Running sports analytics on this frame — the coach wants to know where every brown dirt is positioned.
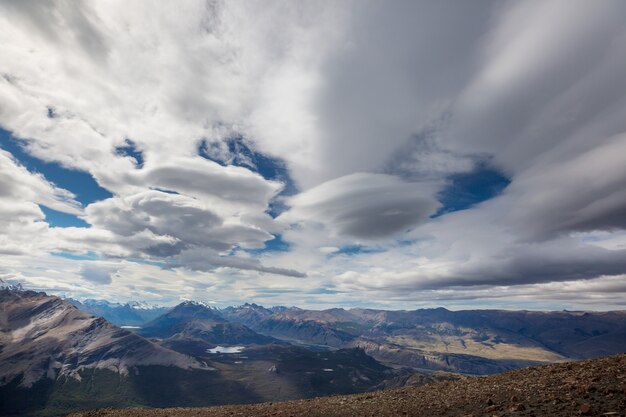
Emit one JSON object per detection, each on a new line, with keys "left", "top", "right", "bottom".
{"left": 66, "top": 354, "right": 626, "bottom": 417}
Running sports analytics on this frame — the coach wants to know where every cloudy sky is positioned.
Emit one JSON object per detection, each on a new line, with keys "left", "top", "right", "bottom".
{"left": 1, "top": 0, "right": 626, "bottom": 310}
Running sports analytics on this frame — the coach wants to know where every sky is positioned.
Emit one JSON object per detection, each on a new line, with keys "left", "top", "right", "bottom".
{"left": 1, "top": 0, "right": 626, "bottom": 310}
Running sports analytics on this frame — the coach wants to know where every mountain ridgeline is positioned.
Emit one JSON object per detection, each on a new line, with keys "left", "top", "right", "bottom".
{"left": 60, "top": 298, "right": 626, "bottom": 374}
{"left": 137, "top": 301, "right": 280, "bottom": 355}
{"left": 66, "top": 298, "right": 626, "bottom": 374}
{"left": 220, "top": 303, "right": 626, "bottom": 374}
{"left": 65, "top": 298, "right": 170, "bottom": 327}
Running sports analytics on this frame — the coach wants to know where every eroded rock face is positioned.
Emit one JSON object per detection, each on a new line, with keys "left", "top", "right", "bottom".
{"left": 0, "top": 289, "right": 207, "bottom": 388}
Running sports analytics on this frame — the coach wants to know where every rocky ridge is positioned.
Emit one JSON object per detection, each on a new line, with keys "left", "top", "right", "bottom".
{"left": 0, "top": 289, "right": 207, "bottom": 388}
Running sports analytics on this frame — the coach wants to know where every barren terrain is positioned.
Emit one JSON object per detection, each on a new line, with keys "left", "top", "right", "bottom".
{"left": 68, "top": 354, "right": 626, "bottom": 417}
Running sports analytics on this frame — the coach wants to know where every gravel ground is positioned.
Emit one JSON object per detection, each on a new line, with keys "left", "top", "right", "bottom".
{"left": 67, "top": 354, "right": 626, "bottom": 417}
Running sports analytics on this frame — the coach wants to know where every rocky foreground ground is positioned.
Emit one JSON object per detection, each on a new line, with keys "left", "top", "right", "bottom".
{"left": 68, "top": 354, "right": 626, "bottom": 417}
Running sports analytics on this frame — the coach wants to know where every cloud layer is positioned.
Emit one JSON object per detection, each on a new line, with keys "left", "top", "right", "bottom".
{"left": 1, "top": 0, "right": 626, "bottom": 309}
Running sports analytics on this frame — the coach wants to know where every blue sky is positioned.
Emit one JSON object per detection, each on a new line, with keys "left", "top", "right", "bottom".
{"left": 0, "top": 129, "right": 112, "bottom": 205}
{"left": 1, "top": 1, "right": 626, "bottom": 310}
{"left": 1, "top": 128, "right": 109, "bottom": 227}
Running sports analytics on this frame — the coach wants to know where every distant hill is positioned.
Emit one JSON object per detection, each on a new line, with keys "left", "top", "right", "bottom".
{"left": 222, "top": 304, "right": 356, "bottom": 347}
{"left": 222, "top": 304, "right": 626, "bottom": 374}
{"left": 66, "top": 354, "right": 626, "bottom": 417}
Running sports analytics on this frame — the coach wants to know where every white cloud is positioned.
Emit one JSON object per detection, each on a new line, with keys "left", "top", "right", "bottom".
{"left": 80, "top": 264, "right": 117, "bottom": 285}
{"left": 0, "top": 149, "right": 81, "bottom": 214}
{"left": 280, "top": 173, "right": 440, "bottom": 240}
{"left": 85, "top": 190, "right": 265, "bottom": 252}
{"left": 165, "top": 248, "right": 306, "bottom": 278}
{"left": 0, "top": 149, "right": 81, "bottom": 255}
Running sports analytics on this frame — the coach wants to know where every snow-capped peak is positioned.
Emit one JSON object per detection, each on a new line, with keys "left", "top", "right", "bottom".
{"left": 179, "top": 299, "right": 217, "bottom": 309}
{"left": 126, "top": 300, "right": 163, "bottom": 310}
{"left": 82, "top": 299, "right": 121, "bottom": 308}
{"left": 0, "top": 279, "right": 24, "bottom": 292}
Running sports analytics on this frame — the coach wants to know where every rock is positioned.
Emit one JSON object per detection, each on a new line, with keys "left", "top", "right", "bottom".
{"left": 580, "top": 403, "right": 592, "bottom": 415}
{"left": 509, "top": 403, "right": 526, "bottom": 412}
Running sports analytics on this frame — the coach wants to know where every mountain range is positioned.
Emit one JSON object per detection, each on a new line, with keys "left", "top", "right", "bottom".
{"left": 220, "top": 303, "right": 626, "bottom": 374}
{"left": 61, "top": 298, "right": 626, "bottom": 375}
{"left": 137, "top": 301, "right": 280, "bottom": 355}
{"left": 3, "top": 286, "right": 626, "bottom": 416}
{"left": 65, "top": 298, "right": 626, "bottom": 375}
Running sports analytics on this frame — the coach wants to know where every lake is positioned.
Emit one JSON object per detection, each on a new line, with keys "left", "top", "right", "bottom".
{"left": 206, "top": 345, "right": 245, "bottom": 354}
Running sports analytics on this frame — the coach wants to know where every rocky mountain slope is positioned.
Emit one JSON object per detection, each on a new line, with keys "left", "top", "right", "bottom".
{"left": 67, "top": 353, "right": 626, "bottom": 417}
{"left": 0, "top": 289, "right": 206, "bottom": 387}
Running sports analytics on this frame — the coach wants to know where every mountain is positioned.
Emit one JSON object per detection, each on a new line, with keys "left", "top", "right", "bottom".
{"left": 221, "top": 303, "right": 274, "bottom": 328}
{"left": 0, "top": 289, "right": 205, "bottom": 387}
{"left": 65, "top": 298, "right": 170, "bottom": 326}
{"left": 221, "top": 304, "right": 357, "bottom": 347}
{"left": 222, "top": 305, "right": 626, "bottom": 374}
{"left": 138, "top": 301, "right": 279, "bottom": 348}
{"left": 139, "top": 300, "right": 226, "bottom": 337}
{"left": 1, "top": 289, "right": 423, "bottom": 416}
{"left": 68, "top": 353, "right": 626, "bottom": 417}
